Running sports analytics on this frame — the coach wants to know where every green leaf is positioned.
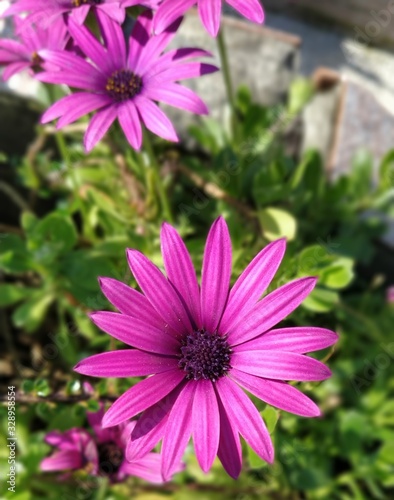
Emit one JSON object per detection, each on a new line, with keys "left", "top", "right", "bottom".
{"left": 62, "top": 250, "right": 117, "bottom": 306}
{"left": 0, "top": 234, "right": 32, "bottom": 273}
{"left": 302, "top": 287, "right": 339, "bottom": 313}
{"left": 350, "top": 149, "right": 374, "bottom": 198}
{"left": 319, "top": 258, "right": 354, "bottom": 289}
{"left": 12, "top": 291, "right": 54, "bottom": 333}
{"left": 26, "top": 212, "right": 77, "bottom": 260}
{"left": 262, "top": 406, "right": 279, "bottom": 434}
{"left": 34, "top": 379, "right": 51, "bottom": 397}
{"left": 379, "top": 149, "right": 394, "bottom": 190}
{"left": 258, "top": 207, "right": 297, "bottom": 241}
{"left": 288, "top": 78, "right": 314, "bottom": 115}
{"left": 297, "top": 246, "right": 354, "bottom": 289}
{"left": 0, "top": 284, "right": 32, "bottom": 307}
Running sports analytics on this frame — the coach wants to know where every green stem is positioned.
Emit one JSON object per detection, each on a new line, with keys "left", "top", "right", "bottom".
{"left": 143, "top": 129, "right": 173, "bottom": 223}
{"left": 217, "top": 28, "right": 235, "bottom": 110}
{"left": 44, "top": 84, "right": 91, "bottom": 237}
{"left": 95, "top": 477, "right": 109, "bottom": 500}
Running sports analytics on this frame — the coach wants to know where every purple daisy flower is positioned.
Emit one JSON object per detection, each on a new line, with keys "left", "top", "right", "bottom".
{"left": 0, "top": 16, "right": 69, "bottom": 81}
{"left": 36, "top": 11, "right": 217, "bottom": 152}
{"left": 41, "top": 405, "right": 182, "bottom": 483}
{"left": 2, "top": 0, "right": 125, "bottom": 26}
{"left": 74, "top": 216, "right": 338, "bottom": 479}
{"left": 154, "top": 0, "right": 265, "bottom": 37}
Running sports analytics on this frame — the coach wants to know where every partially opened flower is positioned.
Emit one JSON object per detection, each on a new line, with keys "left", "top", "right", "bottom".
{"left": 0, "top": 16, "right": 69, "bottom": 80}
{"left": 2, "top": 0, "right": 125, "bottom": 26}
{"left": 75, "top": 216, "right": 338, "bottom": 479}
{"left": 41, "top": 406, "right": 181, "bottom": 483}
{"left": 37, "top": 11, "right": 217, "bottom": 152}
{"left": 154, "top": 0, "right": 264, "bottom": 37}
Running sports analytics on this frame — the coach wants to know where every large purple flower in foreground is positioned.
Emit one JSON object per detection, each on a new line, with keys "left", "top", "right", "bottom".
{"left": 2, "top": 0, "right": 125, "bottom": 25}
{"left": 0, "top": 17, "right": 69, "bottom": 81}
{"left": 37, "top": 11, "right": 217, "bottom": 152}
{"left": 41, "top": 406, "right": 180, "bottom": 483}
{"left": 75, "top": 217, "right": 338, "bottom": 479}
{"left": 154, "top": 0, "right": 264, "bottom": 37}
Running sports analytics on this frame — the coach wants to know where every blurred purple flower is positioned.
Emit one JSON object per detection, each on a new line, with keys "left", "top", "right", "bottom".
{"left": 387, "top": 286, "right": 394, "bottom": 304}
{"left": 2, "top": 0, "right": 125, "bottom": 26}
{"left": 75, "top": 216, "right": 338, "bottom": 479}
{"left": 154, "top": 0, "right": 264, "bottom": 37}
{"left": 0, "top": 16, "right": 69, "bottom": 80}
{"left": 37, "top": 11, "right": 217, "bottom": 152}
{"left": 41, "top": 406, "right": 181, "bottom": 483}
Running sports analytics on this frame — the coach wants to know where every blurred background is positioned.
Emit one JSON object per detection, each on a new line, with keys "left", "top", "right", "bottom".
{"left": 1, "top": 0, "right": 394, "bottom": 498}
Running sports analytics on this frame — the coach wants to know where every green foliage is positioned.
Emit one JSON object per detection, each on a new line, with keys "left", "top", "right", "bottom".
{"left": 1, "top": 81, "right": 393, "bottom": 500}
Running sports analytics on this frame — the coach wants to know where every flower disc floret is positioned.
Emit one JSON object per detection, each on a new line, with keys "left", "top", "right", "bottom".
{"left": 98, "top": 442, "right": 123, "bottom": 476}
{"left": 179, "top": 330, "right": 232, "bottom": 381}
{"left": 73, "top": 0, "right": 103, "bottom": 6}
{"left": 105, "top": 69, "right": 143, "bottom": 102}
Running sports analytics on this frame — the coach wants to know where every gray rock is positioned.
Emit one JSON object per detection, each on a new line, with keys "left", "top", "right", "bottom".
{"left": 164, "top": 11, "right": 301, "bottom": 136}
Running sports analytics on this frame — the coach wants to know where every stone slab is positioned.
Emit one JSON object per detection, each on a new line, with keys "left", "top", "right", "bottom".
{"left": 165, "top": 10, "right": 301, "bottom": 136}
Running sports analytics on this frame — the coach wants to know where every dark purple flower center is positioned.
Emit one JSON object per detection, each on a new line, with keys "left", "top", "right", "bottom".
{"left": 97, "top": 442, "right": 123, "bottom": 476}
{"left": 105, "top": 69, "right": 143, "bottom": 102}
{"left": 31, "top": 52, "right": 43, "bottom": 71}
{"left": 178, "top": 330, "right": 232, "bottom": 382}
{"left": 72, "top": 0, "right": 103, "bottom": 7}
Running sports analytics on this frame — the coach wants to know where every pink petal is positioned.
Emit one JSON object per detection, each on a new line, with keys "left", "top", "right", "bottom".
{"left": 192, "top": 380, "right": 220, "bottom": 472}
{"left": 41, "top": 450, "right": 83, "bottom": 471}
{"left": 230, "top": 368, "right": 321, "bottom": 417}
{"left": 135, "top": 16, "right": 182, "bottom": 73}
{"left": 226, "top": 0, "right": 265, "bottom": 24}
{"left": 217, "top": 396, "right": 242, "bottom": 479}
{"left": 128, "top": 383, "right": 184, "bottom": 461}
{"left": 41, "top": 92, "right": 111, "bottom": 128}
{"left": 102, "top": 370, "right": 185, "bottom": 428}
{"left": 231, "top": 350, "right": 332, "bottom": 381}
{"left": 36, "top": 69, "right": 103, "bottom": 91}
{"left": 84, "top": 105, "right": 118, "bottom": 153}
{"left": 147, "top": 61, "right": 217, "bottom": 82}
{"left": 98, "top": 277, "right": 175, "bottom": 335}
{"left": 56, "top": 94, "right": 113, "bottom": 128}
{"left": 201, "top": 217, "right": 232, "bottom": 333}
{"left": 67, "top": 18, "right": 112, "bottom": 74}
{"left": 72, "top": 4, "right": 89, "bottom": 24}
{"left": 134, "top": 96, "right": 178, "bottom": 142}
{"left": 96, "top": 9, "right": 126, "bottom": 69}
{"left": 118, "top": 101, "right": 142, "bottom": 150}
{"left": 216, "top": 377, "right": 274, "bottom": 464}
{"left": 236, "top": 327, "right": 339, "bottom": 354}
{"left": 143, "top": 47, "right": 213, "bottom": 78}
{"left": 198, "top": 0, "right": 222, "bottom": 37}
{"left": 154, "top": 0, "right": 195, "bottom": 34}
{"left": 44, "top": 431, "right": 65, "bottom": 447}
{"left": 161, "top": 382, "right": 197, "bottom": 481}
{"left": 220, "top": 239, "right": 286, "bottom": 333}
{"left": 160, "top": 223, "right": 202, "bottom": 329}
{"left": 228, "top": 277, "right": 317, "bottom": 346}
{"left": 2, "top": 62, "right": 29, "bottom": 80}
{"left": 89, "top": 311, "right": 180, "bottom": 355}
{"left": 74, "top": 350, "right": 177, "bottom": 377}
{"left": 38, "top": 49, "right": 105, "bottom": 80}
{"left": 97, "top": 3, "right": 126, "bottom": 24}
{"left": 143, "top": 82, "right": 208, "bottom": 114}
{"left": 127, "top": 11, "right": 152, "bottom": 71}
{"left": 126, "top": 249, "right": 193, "bottom": 335}
{"left": 121, "top": 453, "right": 165, "bottom": 483}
